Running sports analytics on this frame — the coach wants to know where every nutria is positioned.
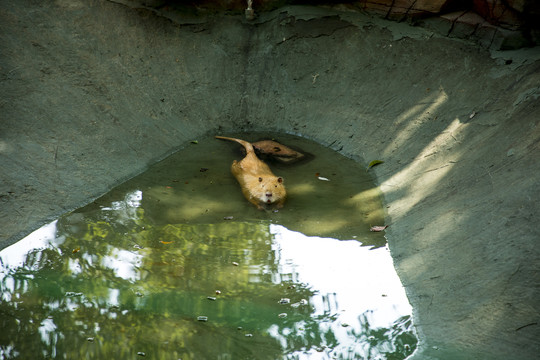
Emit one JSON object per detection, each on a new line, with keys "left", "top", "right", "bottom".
{"left": 216, "top": 136, "right": 286, "bottom": 210}
{"left": 252, "top": 140, "right": 305, "bottom": 164}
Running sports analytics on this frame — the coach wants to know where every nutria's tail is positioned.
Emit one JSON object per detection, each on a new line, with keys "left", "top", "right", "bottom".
{"left": 215, "top": 136, "right": 255, "bottom": 153}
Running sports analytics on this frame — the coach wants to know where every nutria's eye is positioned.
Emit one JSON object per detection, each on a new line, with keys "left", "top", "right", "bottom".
{"left": 277, "top": 177, "right": 283, "bottom": 183}
{"left": 259, "top": 177, "right": 263, "bottom": 182}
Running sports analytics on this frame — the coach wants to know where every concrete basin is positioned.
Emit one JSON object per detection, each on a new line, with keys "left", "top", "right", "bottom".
{"left": 1, "top": 1, "right": 539, "bottom": 358}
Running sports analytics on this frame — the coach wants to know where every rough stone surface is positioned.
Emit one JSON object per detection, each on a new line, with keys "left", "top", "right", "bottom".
{"left": 114, "top": 1, "right": 540, "bottom": 49}
{"left": 1, "top": 1, "right": 540, "bottom": 359}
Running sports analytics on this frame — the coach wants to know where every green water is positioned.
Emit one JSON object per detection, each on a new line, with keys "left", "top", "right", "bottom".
{"left": 0, "top": 134, "right": 417, "bottom": 359}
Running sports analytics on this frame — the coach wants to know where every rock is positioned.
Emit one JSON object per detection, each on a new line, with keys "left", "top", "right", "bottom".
{"left": 422, "top": 10, "right": 531, "bottom": 49}
{"left": 473, "top": 0, "right": 522, "bottom": 30}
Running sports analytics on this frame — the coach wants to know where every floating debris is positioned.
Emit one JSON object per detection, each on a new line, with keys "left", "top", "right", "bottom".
{"left": 317, "top": 176, "right": 330, "bottom": 181}
{"left": 190, "top": 140, "right": 198, "bottom": 144}
{"left": 291, "top": 299, "right": 308, "bottom": 308}
{"left": 86, "top": 337, "right": 94, "bottom": 342}
{"left": 370, "top": 225, "right": 389, "bottom": 232}
{"left": 207, "top": 296, "right": 217, "bottom": 301}
{"left": 197, "top": 316, "right": 208, "bottom": 322}
{"left": 278, "top": 298, "right": 290, "bottom": 305}
{"left": 367, "top": 160, "right": 384, "bottom": 170}
{"left": 215, "top": 290, "right": 222, "bottom": 295}
{"left": 200, "top": 167, "right": 209, "bottom": 172}
{"left": 72, "top": 247, "right": 80, "bottom": 254}
{"left": 278, "top": 313, "right": 288, "bottom": 318}
{"left": 223, "top": 216, "right": 234, "bottom": 220}
{"left": 232, "top": 262, "right": 239, "bottom": 266}
{"left": 137, "top": 352, "right": 146, "bottom": 357}
{"left": 245, "top": 333, "right": 253, "bottom": 337}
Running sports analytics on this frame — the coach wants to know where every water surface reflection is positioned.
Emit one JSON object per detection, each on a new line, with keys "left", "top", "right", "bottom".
{"left": 1, "top": 216, "right": 415, "bottom": 359}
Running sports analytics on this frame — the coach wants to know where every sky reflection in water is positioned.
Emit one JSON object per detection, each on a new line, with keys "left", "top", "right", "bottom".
{"left": 0, "top": 214, "right": 415, "bottom": 360}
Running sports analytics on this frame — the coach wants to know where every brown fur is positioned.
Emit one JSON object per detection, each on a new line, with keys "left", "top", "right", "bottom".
{"left": 252, "top": 140, "right": 305, "bottom": 164}
{"left": 216, "top": 136, "right": 286, "bottom": 210}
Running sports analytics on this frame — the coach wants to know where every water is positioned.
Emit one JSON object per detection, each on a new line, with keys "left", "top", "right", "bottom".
{"left": 0, "top": 134, "right": 416, "bottom": 359}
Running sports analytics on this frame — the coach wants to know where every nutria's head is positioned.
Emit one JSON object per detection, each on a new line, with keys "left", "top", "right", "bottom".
{"left": 254, "top": 175, "right": 286, "bottom": 207}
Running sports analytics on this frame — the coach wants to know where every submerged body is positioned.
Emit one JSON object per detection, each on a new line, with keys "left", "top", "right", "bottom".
{"left": 252, "top": 140, "right": 305, "bottom": 164}
{"left": 216, "top": 136, "right": 286, "bottom": 210}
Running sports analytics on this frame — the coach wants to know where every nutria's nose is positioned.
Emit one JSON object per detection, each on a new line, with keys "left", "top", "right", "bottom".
{"left": 266, "top": 192, "right": 272, "bottom": 197}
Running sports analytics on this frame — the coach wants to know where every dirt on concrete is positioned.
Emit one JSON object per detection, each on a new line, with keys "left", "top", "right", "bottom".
{"left": 1, "top": 0, "right": 539, "bottom": 359}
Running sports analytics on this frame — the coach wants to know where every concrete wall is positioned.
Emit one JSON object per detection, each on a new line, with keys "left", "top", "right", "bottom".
{"left": 1, "top": 0, "right": 539, "bottom": 358}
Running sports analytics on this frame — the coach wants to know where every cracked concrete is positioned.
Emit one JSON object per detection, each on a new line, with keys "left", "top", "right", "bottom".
{"left": 1, "top": 0, "right": 539, "bottom": 359}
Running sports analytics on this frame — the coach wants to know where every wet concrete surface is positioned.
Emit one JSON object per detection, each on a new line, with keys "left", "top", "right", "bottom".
{"left": 1, "top": 0, "right": 539, "bottom": 358}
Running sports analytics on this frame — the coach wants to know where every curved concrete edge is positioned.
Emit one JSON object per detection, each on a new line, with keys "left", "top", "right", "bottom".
{"left": 1, "top": 1, "right": 539, "bottom": 358}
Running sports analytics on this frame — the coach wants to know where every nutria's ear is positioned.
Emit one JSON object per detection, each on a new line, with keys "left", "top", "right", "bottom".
{"left": 277, "top": 177, "right": 283, "bottom": 183}
{"left": 259, "top": 177, "right": 263, "bottom": 182}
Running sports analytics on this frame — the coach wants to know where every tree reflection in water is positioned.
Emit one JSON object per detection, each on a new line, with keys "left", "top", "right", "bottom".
{"left": 0, "top": 189, "right": 416, "bottom": 360}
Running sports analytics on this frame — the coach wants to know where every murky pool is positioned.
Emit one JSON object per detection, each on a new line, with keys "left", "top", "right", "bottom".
{"left": 0, "top": 134, "right": 416, "bottom": 359}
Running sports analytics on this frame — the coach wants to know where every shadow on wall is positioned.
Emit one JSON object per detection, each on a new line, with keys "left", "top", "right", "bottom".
{"left": 232, "top": 12, "right": 540, "bottom": 357}
{"left": 299, "top": 57, "right": 540, "bottom": 358}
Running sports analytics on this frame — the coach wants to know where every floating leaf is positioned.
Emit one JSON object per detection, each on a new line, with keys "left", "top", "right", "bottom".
{"left": 72, "top": 247, "right": 80, "bottom": 254}
{"left": 370, "top": 225, "right": 389, "bottom": 232}
{"left": 191, "top": 140, "right": 198, "bottom": 144}
{"left": 160, "top": 240, "right": 173, "bottom": 244}
{"left": 367, "top": 160, "right": 384, "bottom": 170}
